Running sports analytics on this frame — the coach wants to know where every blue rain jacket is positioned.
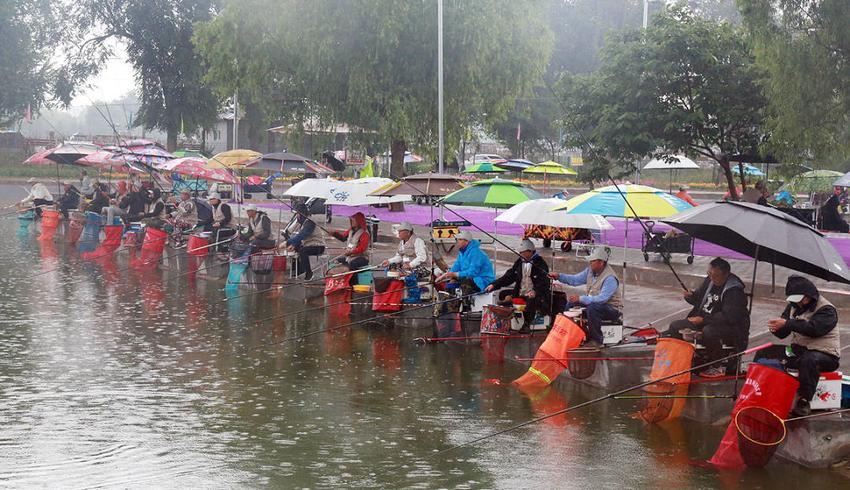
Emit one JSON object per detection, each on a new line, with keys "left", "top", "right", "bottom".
{"left": 449, "top": 239, "right": 495, "bottom": 291}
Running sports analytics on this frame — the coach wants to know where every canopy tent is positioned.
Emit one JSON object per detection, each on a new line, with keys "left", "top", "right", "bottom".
{"left": 642, "top": 155, "right": 701, "bottom": 193}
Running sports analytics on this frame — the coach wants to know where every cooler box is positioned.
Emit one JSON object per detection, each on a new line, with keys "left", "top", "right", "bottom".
{"left": 471, "top": 291, "right": 498, "bottom": 313}
{"left": 811, "top": 371, "right": 843, "bottom": 410}
{"left": 602, "top": 324, "right": 624, "bottom": 345}
{"left": 356, "top": 271, "right": 373, "bottom": 285}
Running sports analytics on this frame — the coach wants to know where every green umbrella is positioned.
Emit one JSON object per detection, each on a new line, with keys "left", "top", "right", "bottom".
{"left": 465, "top": 162, "right": 507, "bottom": 174}
{"left": 173, "top": 149, "right": 206, "bottom": 158}
{"left": 780, "top": 169, "right": 843, "bottom": 194}
{"left": 440, "top": 178, "right": 543, "bottom": 208}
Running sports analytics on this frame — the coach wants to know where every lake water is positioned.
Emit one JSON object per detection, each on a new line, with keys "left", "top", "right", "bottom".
{"left": 0, "top": 188, "right": 846, "bottom": 488}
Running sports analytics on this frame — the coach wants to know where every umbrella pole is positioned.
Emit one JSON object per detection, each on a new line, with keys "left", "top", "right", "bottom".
{"left": 623, "top": 218, "right": 628, "bottom": 303}
{"left": 749, "top": 245, "right": 759, "bottom": 314}
{"left": 669, "top": 169, "right": 673, "bottom": 194}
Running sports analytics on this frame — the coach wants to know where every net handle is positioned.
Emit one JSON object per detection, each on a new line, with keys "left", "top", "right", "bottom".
{"left": 734, "top": 406, "right": 787, "bottom": 447}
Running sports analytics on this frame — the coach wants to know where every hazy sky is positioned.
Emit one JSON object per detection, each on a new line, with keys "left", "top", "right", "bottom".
{"left": 71, "top": 45, "right": 136, "bottom": 108}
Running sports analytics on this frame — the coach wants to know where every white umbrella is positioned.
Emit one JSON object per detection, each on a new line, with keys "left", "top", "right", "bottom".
{"left": 283, "top": 177, "right": 341, "bottom": 199}
{"left": 495, "top": 198, "right": 613, "bottom": 230}
{"left": 325, "top": 177, "right": 411, "bottom": 206}
{"left": 643, "top": 155, "right": 700, "bottom": 193}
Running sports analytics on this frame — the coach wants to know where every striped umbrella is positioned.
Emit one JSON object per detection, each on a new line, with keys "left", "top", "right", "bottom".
{"left": 440, "top": 178, "right": 543, "bottom": 209}
{"left": 465, "top": 162, "right": 507, "bottom": 174}
{"left": 154, "top": 157, "right": 239, "bottom": 183}
{"left": 551, "top": 184, "right": 692, "bottom": 218}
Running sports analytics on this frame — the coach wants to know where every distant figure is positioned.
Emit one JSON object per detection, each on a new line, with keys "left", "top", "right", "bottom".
{"left": 80, "top": 170, "right": 95, "bottom": 198}
{"left": 820, "top": 186, "right": 849, "bottom": 233}
{"left": 675, "top": 185, "right": 698, "bottom": 207}
{"left": 56, "top": 181, "right": 80, "bottom": 218}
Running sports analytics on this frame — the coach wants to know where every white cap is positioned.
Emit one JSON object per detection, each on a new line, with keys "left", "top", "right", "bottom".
{"left": 518, "top": 239, "right": 535, "bottom": 253}
{"left": 397, "top": 221, "right": 414, "bottom": 232}
{"left": 208, "top": 192, "right": 221, "bottom": 200}
{"left": 455, "top": 230, "right": 473, "bottom": 241}
{"left": 587, "top": 246, "right": 611, "bottom": 262}
{"left": 245, "top": 204, "right": 257, "bottom": 212}
{"left": 27, "top": 177, "right": 38, "bottom": 184}
{"left": 786, "top": 294, "right": 805, "bottom": 303}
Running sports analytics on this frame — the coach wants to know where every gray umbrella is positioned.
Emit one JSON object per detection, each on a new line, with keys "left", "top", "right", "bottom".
{"left": 833, "top": 171, "right": 850, "bottom": 188}
{"left": 662, "top": 201, "right": 850, "bottom": 287}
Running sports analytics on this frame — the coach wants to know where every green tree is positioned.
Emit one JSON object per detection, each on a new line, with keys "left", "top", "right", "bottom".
{"left": 738, "top": 0, "right": 850, "bottom": 165}
{"left": 77, "top": 0, "right": 219, "bottom": 150}
{"left": 0, "top": 1, "right": 99, "bottom": 126}
{"left": 195, "top": 0, "right": 553, "bottom": 176}
{"left": 557, "top": 5, "right": 767, "bottom": 198}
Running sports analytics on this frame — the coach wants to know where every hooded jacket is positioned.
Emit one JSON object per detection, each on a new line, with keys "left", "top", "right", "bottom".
{"left": 489, "top": 253, "right": 550, "bottom": 307}
{"left": 686, "top": 273, "right": 750, "bottom": 333}
{"left": 775, "top": 276, "right": 840, "bottom": 357}
{"left": 332, "top": 212, "right": 370, "bottom": 257}
{"left": 449, "top": 239, "right": 495, "bottom": 291}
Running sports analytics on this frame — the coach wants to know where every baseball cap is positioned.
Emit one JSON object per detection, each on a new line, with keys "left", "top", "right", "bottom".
{"left": 207, "top": 192, "right": 221, "bottom": 200}
{"left": 587, "top": 246, "right": 611, "bottom": 262}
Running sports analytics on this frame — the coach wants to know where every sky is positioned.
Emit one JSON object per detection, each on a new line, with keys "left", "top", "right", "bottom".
{"left": 71, "top": 45, "right": 136, "bottom": 109}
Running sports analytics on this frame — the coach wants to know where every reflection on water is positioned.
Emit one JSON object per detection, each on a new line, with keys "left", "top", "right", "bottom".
{"left": 0, "top": 220, "right": 847, "bottom": 488}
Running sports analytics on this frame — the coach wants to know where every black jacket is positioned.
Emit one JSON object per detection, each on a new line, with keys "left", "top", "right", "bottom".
{"left": 489, "top": 254, "right": 550, "bottom": 306}
{"left": 88, "top": 193, "right": 109, "bottom": 214}
{"left": 686, "top": 273, "right": 750, "bottom": 333}
{"left": 775, "top": 275, "right": 839, "bottom": 339}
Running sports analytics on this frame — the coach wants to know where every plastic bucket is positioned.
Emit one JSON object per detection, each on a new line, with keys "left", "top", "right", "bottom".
{"left": 272, "top": 254, "right": 287, "bottom": 272}
{"left": 187, "top": 234, "right": 209, "bottom": 256}
{"left": 142, "top": 227, "right": 168, "bottom": 254}
{"left": 41, "top": 210, "right": 60, "bottom": 229}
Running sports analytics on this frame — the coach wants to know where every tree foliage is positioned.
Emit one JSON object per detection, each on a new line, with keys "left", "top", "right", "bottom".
{"left": 76, "top": 0, "right": 219, "bottom": 149}
{"left": 0, "top": 0, "right": 99, "bottom": 126}
{"left": 738, "top": 0, "right": 850, "bottom": 165}
{"left": 557, "top": 5, "right": 767, "bottom": 197}
{"left": 195, "top": 0, "right": 553, "bottom": 176}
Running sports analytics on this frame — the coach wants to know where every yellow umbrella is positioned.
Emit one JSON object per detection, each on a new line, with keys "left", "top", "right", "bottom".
{"left": 523, "top": 160, "right": 577, "bottom": 192}
{"left": 207, "top": 149, "right": 262, "bottom": 169}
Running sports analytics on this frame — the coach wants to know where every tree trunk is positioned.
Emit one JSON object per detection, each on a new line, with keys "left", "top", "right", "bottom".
{"left": 717, "top": 154, "right": 739, "bottom": 201}
{"left": 390, "top": 139, "right": 406, "bottom": 178}
{"left": 166, "top": 129, "right": 178, "bottom": 152}
{"left": 737, "top": 162, "right": 748, "bottom": 191}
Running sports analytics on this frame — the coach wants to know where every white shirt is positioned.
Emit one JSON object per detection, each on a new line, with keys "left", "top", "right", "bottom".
{"left": 519, "top": 261, "right": 533, "bottom": 295}
{"left": 22, "top": 183, "right": 53, "bottom": 204}
{"left": 388, "top": 236, "right": 428, "bottom": 267}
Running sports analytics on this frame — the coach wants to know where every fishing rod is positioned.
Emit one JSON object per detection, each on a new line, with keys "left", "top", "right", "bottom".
{"left": 413, "top": 333, "right": 546, "bottom": 344}
{"left": 434, "top": 342, "right": 773, "bottom": 455}
{"left": 513, "top": 356, "right": 655, "bottom": 362}
{"left": 613, "top": 395, "right": 735, "bottom": 400}
{"left": 251, "top": 291, "right": 483, "bottom": 350}
{"left": 220, "top": 265, "right": 380, "bottom": 302}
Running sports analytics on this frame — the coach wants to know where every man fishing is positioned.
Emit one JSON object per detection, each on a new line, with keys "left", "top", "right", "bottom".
{"left": 663, "top": 257, "right": 750, "bottom": 378}
{"left": 435, "top": 231, "right": 495, "bottom": 296}
{"left": 550, "top": 246, "right": 621, "bottom": 348}
{"left": 485, "top": 239, "right": 550, "bottom": 333}
{"left": 80, "top": 170, "right": 95, "bottom": 199}
{"left": 208, "top": 192, "right": 234, "bottom": 251}
{"left": 242, "top": 204, "right": 275, "bottom": 252}
{"left": 381, "top": 221, "right": 429, "bottom": 277}
{"left": 19, "top": 178, "right": 54, "bottom": 217}
{"left": 56, "top": 181, "right": 80, "bottom": 218}
{"left": 282, "top": 203, "right": 325, "bottom": 280}
{"left": 331, "top": 212, "right": 371, "bottom": 272}
{"left": 756, "top": 276, "right": 840, "bottom": 417}
{"left": 166, "top": 190, "right": 197, "bottom": 248}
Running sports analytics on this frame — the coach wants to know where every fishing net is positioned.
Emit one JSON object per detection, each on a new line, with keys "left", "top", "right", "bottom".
{"left": 480, "top": 305, "right": 514, "bottom": 335}
{"left": 250, "top": 252, "right": 275, "bottom": 275}
{"left": 567, "top": 346, "right": 601, "bottom": 380}
{"left": 512, "top": 314, "right": 584, "bottom": 392}
{"left": 734, "top": 406, "right": 786, "bottom": 468}
{"left": 642, "top": 338, "right": 695, "bottom": 423}
{"left": 637, "top": 382, "right": 680, "bottom": 424}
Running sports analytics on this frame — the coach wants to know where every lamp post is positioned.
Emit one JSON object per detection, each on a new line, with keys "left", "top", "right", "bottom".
{"left": 437, "top": 0, "right": 444, "bottom": 174}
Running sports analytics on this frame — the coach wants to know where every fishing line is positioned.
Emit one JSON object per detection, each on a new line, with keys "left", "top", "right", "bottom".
{"left": 434, "top": 342, "right": 773, "bottom": 455}
{"left": 220, "top": 265, "right": 380, "bottom": 302}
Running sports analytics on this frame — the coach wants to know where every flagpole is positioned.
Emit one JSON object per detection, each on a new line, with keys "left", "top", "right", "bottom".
{"left": 437, "top": 0, "right": 444, "bottom": 175}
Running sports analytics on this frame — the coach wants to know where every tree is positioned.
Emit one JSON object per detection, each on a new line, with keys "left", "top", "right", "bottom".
{"left": 195, "top": 0, "right": 553, "bottom": 176}
{"left": 557, "top": 5, "right": 768, "bottom": 198}
{"left": 76, "top": 0, "right": 219, "bottom": 150}
{"left": 738, "top": 0, "right": 850, "bottom": 165}
{"left": 0, "top": 1, "right": 99, "bottom": 126}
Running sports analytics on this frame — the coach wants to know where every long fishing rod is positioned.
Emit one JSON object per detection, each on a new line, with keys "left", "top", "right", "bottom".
{"left": 613, "top": 395, "right": 735, "bottom": 400}
{"left": 513, "top": 356, "right": 655, "bottom": 362}
{"left": 251, "top": 291, "right": 483, "bottom": 350}
{"left": 435, "top": 342, "right": 773, "bottom": 455}
{"left": 413, "top": 333, "right": 546, "bottom": 344}
{"left": 220, "top": 265, "right": 380, "bottom": 302}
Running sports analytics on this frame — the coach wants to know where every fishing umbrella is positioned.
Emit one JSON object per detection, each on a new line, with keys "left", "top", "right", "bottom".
{"left": 254, "top": 152, "right": 335, "bottom": 174}
{"left": 76, "top": 150, "right": 148, "bottom": 174}
{"left": 496, "top": 198, "right": 613, "bottom": 230}
{"left": 283, "top": 178, "right": 341, "bottom": 199}
{"left": 523, "top": 161, "right": 577, "bottom": 192}
{"left": 172, "top": 149, "right": 205, "bottom": 158}
{"left": 154, "top": 157, "right": 238, "bottom": 183}
{"left": 780, "top": 169, "right": 844, "bottom": 195}
{"left": 22, "top": 147, "right": 56, "bottom": 165}
{"left": 369, "top": 173, "right": 464, "bottom": 197}
{"left": 206, "top": 149, "right": 262, "bottom": 169}
{"left": 642, "top": 155, "right": 700, "bottom": 193}
{"left": 440, "top": 178, "right": 543, "bottom": 209}
{"left": 465, "top": 162, "right": 507, "bottom": 174}
{"left": 43, "top": 142, "right": 100, "bottom": 165}
{"left": 738, "top": 163, "right": 765, "bottom": 178}
{"left": 662, "top": 201, "right": 850, "bottom": 303}
{"left": 325, "top": 177, "right": 410, "bottom": 206}
{"left": 550, "top": 184, "right": 691, "bottom": 217}
{"left": 495, "top": 159, "right": 536, "bottom": 173}
{"left": 122, "top": 138, "right": 158, "bottom": 148}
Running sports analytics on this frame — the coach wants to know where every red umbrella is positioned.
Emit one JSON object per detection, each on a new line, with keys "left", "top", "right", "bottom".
{"left": 154, "top": 157, "right": 239, "bottom": 183}
{"left": 77, "top": 150, "right": 148, "bottom": 174}
{"left": 23, "top": 147, "right": 56, "bottom": 165}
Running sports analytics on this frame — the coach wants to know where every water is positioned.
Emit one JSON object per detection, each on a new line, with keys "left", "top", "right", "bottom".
{"left": 0, "top": 197, "right": 847, "bottom": 488}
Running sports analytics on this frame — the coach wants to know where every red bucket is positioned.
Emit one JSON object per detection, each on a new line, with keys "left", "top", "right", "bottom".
{"left": 187, "top": 234, "right": 209, "bottom": 256}
{"left": 272, "top": 254, "right": 287, "bottom": 271}
{"left": 142, "top": 227, "right": 168, "bottom": 254}
{"left": 41, "top": 210, "right": 60, "bottom": 229}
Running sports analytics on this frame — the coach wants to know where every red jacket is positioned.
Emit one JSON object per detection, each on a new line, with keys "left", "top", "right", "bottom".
{"left": 332, "top": 212, "right": 370, "bottom": 256}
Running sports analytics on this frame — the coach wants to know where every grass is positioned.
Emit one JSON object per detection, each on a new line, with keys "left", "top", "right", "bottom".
{"left": 0, "top": 163, "right": 83, "bottom": 179}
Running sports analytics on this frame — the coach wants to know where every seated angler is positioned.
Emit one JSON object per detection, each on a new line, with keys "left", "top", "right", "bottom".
{"left": 242, "top": 204, "right": 276, "bottom": 252}
{"left": 19, "top": 178, "right": 54, "bottom": 217}
{"left": 756, "top": 276, "right": 840, "bottom": 417}
{"left": 485, "top": 239, "right": 550, "bottom": 333}
{"left": 435, "top": 231, "right": 495, "bottom": 297}
{"left": 663, "top": 257, "right": 750, "bottom": 377}
{"left": 331, "top": 212, "right": 371, "bottom": 272}
{"left": 381, "top": 221, "right": 429, "bottom": 278}
{"left": 207, "top": 192, "right": 235, "bottom": 249}
{"left": 166, "top": 190, "right": 197, "bottom": 247}
{"left": 550, "top": 246, "right": 621, "bottom": 348}
{"left": 56, "top": 181, "right": 81, "bottom": 218}
{"left": 282, "top": 203, "right": 326, "bottom": 280}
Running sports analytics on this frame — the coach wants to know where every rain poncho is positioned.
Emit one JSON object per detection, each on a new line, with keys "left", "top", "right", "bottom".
{"left": 449, "top": 239, "right": 495, "bottom": 291}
